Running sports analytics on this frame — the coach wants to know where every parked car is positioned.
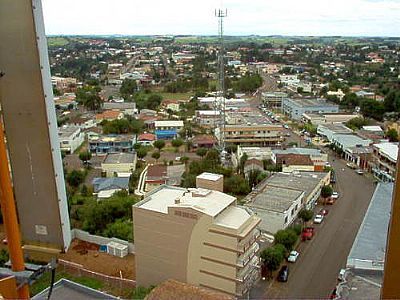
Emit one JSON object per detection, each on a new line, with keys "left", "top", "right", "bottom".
{"left": 287, "top": 250, "right": 299, "bottom": 263}
{"left": 283, "top": 124, "right": 289, "bottom": 129}
{"left": 338, "top": 268, "right": 347, "bottom": 281}
{"left": 355, "top": 169, "right": 364, "bottom": 175}
{"left": 331, "top": 192, "right": 339, "bottom": 199}
{"left": 314, "top": 214, "right": 324, "bottom": 224}
{"left": 277, "top": 265, "right": 289, "bottom": 282}
{"left": 301, "top": 227, "right": 315, "bottom": 241}
{"left": 346, "top": 162, "right": 357, "bottom": 169}
{"left": 330, "top": 172, "right": 336, "bottom": 184}
{"left": 319, "top": 208, "right": 329, "bottom": 216}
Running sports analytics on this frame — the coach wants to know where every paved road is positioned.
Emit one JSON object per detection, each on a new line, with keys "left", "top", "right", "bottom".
{"left": 250, "top": 152, "right": 376, "bottom": 299}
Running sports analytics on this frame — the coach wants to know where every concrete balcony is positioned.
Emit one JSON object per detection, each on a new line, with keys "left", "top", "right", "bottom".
{"left": 237, "top": 242, "right": 259, "bottom": 268}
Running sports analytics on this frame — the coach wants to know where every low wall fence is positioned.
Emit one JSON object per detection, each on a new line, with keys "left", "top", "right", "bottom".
{"left": 71, "top": 229, "right": 135, "bottom": 254}
{"left": 58, "top": 259, "right": 136, "bottom": 289}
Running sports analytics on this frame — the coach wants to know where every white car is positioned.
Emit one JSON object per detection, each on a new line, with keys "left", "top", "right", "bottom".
{"left": 314, "top": 214, "right": 324, "bottom": 224}
{"left": 331, "top": 192, "right": 339, "bottom": 199}
{"left": 287, "top": 250, "right": 299, "bottom": 263}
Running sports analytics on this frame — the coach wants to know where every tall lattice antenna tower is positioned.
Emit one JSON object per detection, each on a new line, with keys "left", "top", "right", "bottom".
{"left": 215, "top": 8, "right": 227, "bottom": 155}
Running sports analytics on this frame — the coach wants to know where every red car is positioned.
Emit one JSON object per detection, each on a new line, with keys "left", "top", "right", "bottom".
{"left": 301, "top": 227, "right": 315, "bottom": 241}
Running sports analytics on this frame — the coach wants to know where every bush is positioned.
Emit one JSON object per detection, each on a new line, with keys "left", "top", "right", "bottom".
{"left": 66, "top": 170, "right": 85, "bottom": 188}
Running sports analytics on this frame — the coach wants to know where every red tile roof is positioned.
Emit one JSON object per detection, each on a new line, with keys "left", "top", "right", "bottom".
{"left": 138, "top": 133, "right": 156, "bottom": 141}
{"left": 145, "top": 279, "right": 234, "bottom": 300}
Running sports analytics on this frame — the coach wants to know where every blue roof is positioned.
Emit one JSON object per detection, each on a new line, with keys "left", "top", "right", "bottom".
{"left": 92, "top": 177, "right": 129, "bottom": 193}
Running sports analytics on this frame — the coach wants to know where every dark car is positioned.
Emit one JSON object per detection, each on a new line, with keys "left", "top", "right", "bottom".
{"left": 277, "top": 265, "right": 289, "bottom": 282}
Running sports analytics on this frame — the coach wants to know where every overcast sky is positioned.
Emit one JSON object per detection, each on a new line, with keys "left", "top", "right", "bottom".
{"left": 42, "top": 0, "right": 400, "bottom": 37}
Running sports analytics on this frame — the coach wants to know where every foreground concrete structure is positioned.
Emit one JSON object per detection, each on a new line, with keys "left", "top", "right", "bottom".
{"left": 133, "top": 185, "right": 261, "bottom": 297}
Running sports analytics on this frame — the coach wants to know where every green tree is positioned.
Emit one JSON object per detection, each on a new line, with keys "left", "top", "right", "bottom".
{"left": 151, "top": 151, "right": 161, "bottom": 161}
{"left": 66, "top": 170, "right": 85, "bottom": 188}
{"left": 154, "top": 140, "right": 166, "bottom": 151}
{"left": 274, "top": 229, "right": 298, "bottom": 252}
{"left": 345, "top": 117, "right": 369, "bottom": 130}
{"left": 137, "top": 148, "right": 148, "bottom": 159}
{"left": 321, "top": 185, "right": 333, "bottom": 199}
{"left": 171, "top": 138, "right": 184, "bottom": 150}
{"left": 238, "top": 153, "right": 248, "bottom": 175}
{"left": 196, "top": 147, "right": 208, "bottom": 158}
{"left": 224, "top": 175, "right": 251, "bottom": 196}
{"left": 79, "top": 151, "right": 92, "bottom": 165}
{"left": 84, "top": 93, "right": 102, "bottom": 111}
{"left": 298, "top": 209, "right": 314, "bottom": 226}
{"left": 360, "top": 98, "right": 385, "bottom": 121}
{"left": 120, "top": 79, "right": 137, "bottom": 98}
{"left": 103, "top": 218, "right": 133, "bottom": 242}
{"left": 260, "top": 244, "right": 286, "bottom": 277}
{"left": 147, "top": 94, "right": 163, "bottom": 110}
{"left": 386, "top": 128, "right": 399, "bottom": 142}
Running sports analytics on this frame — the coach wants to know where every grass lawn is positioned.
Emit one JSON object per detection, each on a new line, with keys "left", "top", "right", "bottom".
{"left": 47, "top": 37, "right": 70, "bottom": 47}
{"left": 158, "top": 92, "right": 194, "bottom": 101}
{"left": 30, "top": 270, "right": 103, "bottom": 296}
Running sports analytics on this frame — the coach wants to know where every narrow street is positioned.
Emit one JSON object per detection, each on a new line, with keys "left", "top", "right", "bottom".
{"left": 250, "top": 152, "right": 376, "bottom": 299}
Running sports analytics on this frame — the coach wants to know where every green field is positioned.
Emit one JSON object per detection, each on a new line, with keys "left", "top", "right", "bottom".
{"left": 159, "top": 92, "right": 194, "bottom": 101}
{"left": 47, "top": 37, "right": 70, "bottom": 47}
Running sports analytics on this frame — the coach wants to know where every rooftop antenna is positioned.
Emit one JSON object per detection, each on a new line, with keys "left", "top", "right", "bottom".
{"left": 214, "top": 8, "right": 227, "bottom": 158}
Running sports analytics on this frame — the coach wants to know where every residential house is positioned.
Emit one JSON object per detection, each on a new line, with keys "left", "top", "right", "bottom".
{"left": 154, "top": 120, "right": 184, "bottom": 140}
{"left": 95, "top": 110, "right": 124, "bottom": 123}
{"left": 195, "top": 110, "right": 221, "bottom": 127}
{"left": 145, "top": 164, "right": 185, "bottom": 192}
{"left": 137, "top": 133, "right": 156, "bottom": 146}
{"left": 192, "top": 135, "right": 217, "bottom": 149}
{"left": 92, "top": 177, "right": 130, "bottom": 199}
{"left": 275, "top": 154, "right": 315, "bottom": 173}
{"left": 88, "top": 134, "right": 136, "bottom": 154}
{"left": 133, "top": 185, "right": 261, "bottom": 297}
{"left": 272, "top": 148, "right": 328, "bottom": 171}
{"left": 162, "top": 100, "right": 180, "bottom": 112}
{"left": 103, "top": 102, "right": 137, "bottom": 116}
{"left": 101, "top": 152, "right": 137, "bottom": 177}
{"left": 58, "top": 125, "right": 84, "bottom": 154}
{"left": 331, "top": 135, "right": 372, "bottom": 157}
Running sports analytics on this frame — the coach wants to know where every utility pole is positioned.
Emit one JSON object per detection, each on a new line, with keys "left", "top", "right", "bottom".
{"left": 215, "top": 8, "right": 227, "bottom": 158}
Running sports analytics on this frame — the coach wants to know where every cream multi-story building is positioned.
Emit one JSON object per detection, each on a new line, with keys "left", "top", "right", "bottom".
{"left": 133, "top": 185, "right": 261, "bottom": 297}
{"left": 216, "top": 124, "right": 283, "bottom": 147}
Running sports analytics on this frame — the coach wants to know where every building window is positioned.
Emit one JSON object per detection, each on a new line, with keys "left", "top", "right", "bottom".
{"left": 291, "top": 209, "right": 294, "bottom": 216}
{"left": 284, "top": 216, "right": 288, "bottom": 224}
{"left": 295, "top": 204, "right": 298, "bottom": 211}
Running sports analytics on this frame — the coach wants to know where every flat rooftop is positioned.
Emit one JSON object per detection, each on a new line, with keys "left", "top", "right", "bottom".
{"left": 373, "top": 142, "right": 398, "bottom": 162}
{"left": 136, "top": 185, "right": 236, "bottom": 217}
{"left": 261, "top": 172, "right": 328, "bottom": 199}
{"left": 318, "top": 123, "right": 353, "bottom": 133}
{"left": 154, "top": 120, "right": 184, "bottom": 127}
{"left": 104, "top": 152, "right": 135, "bottom": 164}
{"left": 286, "top": 98, "right": 338, "bottom": 108}
{"left": 214, "top": 206, "right": 251, "bottom": 229}
{"left": 347, "top": 183, "right": 393, "bottom": 268}
{"left": 197, "top": 172, "right": 223, "bottom": 182}
{"left": 247, "top": 186, "right": 303, "bottom": 213}
{"left": 58, "top": 125, "right": 79, "bottom": 138}
{"left": 32, "top": 279, "right": 118, "bottom": 300}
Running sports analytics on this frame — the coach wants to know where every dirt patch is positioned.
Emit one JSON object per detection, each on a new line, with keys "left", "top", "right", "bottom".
{"left": 60, "top": 239, "right": 135, "bottom": 279}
